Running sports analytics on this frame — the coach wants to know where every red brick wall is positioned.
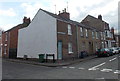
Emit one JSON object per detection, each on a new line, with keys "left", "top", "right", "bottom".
{"left": 1, "top": 17, "right": 30, "bottom": 58}
{"left": 2, "top": 25, "right": 22, "bottom": 58}
{"left": 9, "top": 27, "right": 19, "bottom": 49}
{"left": 57, "top": 20, "right": 77, "bottom": 60}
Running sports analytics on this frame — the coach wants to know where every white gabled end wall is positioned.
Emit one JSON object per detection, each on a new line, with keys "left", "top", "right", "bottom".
{"left": 17, "top": 9, "right": 57, "bottom": 59}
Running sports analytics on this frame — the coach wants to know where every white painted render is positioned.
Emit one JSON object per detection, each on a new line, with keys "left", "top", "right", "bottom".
{"left": 17, "top": 9, "right": 57, "bottom": 59}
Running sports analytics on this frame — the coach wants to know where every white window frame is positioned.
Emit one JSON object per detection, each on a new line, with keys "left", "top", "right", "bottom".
{"left": 96, "top": 32, "right": 99, "bottom": 39}
{"left": 116, "top": 36, "right": 119, "bottom": 42}
{"left": 80, "top": 27, "right": 83, "bottom": 36}
{"left": 68, "top": 24, "right": 72, "bottom": 35}
{"left": 4, "top": 47, "right": 6, "bottom": 54}
{"left": 82, "top": 42, "right": 85, "bottom": 49}
{"left": 106, "top": 30, "right": 111, "bottom": 38}
{"left": 4, "top": 44, "right": 7, "bottom": 46}
{"left": 68, "top": 43, "right": 73, "bottom": 54}
{"left": 102, "top": 42, "right": 104, "bottom": 48}
{"left": 103, "top": 32, "right": 106, "bottom": 40}
{"left": 92, "top": 31, "right": 95, "bottom": 39}
{"left": 96, "top": 42, "right": 98, "bottom": 51}
{"left": 85, "top": 29, "right": 88, "bottom": 37}
{"left": 5, "top": 32, "right": 8, "bottom": 41}
{"left": 111, "top": 32, "right": 113, "bottom": 39}
{"left": 101, "top": 32, "right": 103, "bottom": 40}
{"left": 105, "top": 30, "right": 107, "bottom": 37}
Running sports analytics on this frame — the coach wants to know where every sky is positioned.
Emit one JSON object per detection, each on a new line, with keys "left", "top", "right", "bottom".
{"left": 0, "top": 0, "right": 119, "bottom": 34}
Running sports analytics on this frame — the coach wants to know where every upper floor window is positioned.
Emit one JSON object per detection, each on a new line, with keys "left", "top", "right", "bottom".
{"left": 92, "top": 31, "right": 95, "bottom": 39}
{"left": 82, "top": 42, "right": 85, "bottom": 49}
{"left": 111, "top": 33, "right": 113, "bottom": 38}
{"left": 68, "top": 43, "right": 73, "bottom": 54}
{"left": 101, "top": 32, "right": 103, "bottom": 40}
{"left": 105, "top": 31, "right": 107, "bottom": 37}
{"left": 68, "top": 24, "right": 72, "bottom": 35}
{"left": 80, "top": 27, "right": 83, "bottom": 37}
{"left": 103, "top": 32, "right": 106, "bottom": 40}
{"left": 116, "top": 36, "right": 119, "bottom": 42}
{"left": 105, "top": 30, "right": 111, "bottom": 38}
{"left": 85, "top": 29, "right": 88, "bottom": 37}
{"left": 96, "top": 32, "right": 99, "bottom": 39}
{"left": 4, "top": 44, "right": 7, "bottom": 46}
{"left": 5, "top": 32, "right": 8, "bottom": 41}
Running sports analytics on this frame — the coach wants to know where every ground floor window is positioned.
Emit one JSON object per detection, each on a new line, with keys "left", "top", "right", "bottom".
{"left": 68, "top": 43, "right": 73, "bottom": 54}
{"left": 96, "top": 42, "right": 98, "bottom": 51}
{"left": 4, "top": 47, "right": 6, "bottom": 55}
{"left": 102, "top": 42, "right": 104, "bottom": 48}
{"left": 82, "top": 42, "right": 85, "bottom": 50}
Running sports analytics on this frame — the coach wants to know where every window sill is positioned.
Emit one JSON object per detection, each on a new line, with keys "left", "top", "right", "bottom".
{"left": 69, "top": 52, "right": 73, "bottom": 54}
{"left": 4, "top": 53, "right": 6, "bottom": 55}
{"left": 68, "top": 34, "right": 72, "bottom": 36}
{"left": 81, "top": 36, "right": 84, "bottom": 38}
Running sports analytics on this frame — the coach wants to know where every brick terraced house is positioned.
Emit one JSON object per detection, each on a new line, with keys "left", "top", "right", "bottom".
{"left": 0, "top": 29, "right": 3, "bottom": 57}
{"left": 81, "top": 15, "right": 115, "bottom": 48}
{"left": 1, "top": 17, "right": 31, "bottom": 58}
{"left": 114, "top": 35, "right": 120, "bottom": 47}
{"left": 17, "top": 8, "right": 108, "bottom": 60}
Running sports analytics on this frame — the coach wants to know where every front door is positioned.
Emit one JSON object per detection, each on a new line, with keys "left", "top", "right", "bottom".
{"left": 89, "top": 42, "right": 93, "bottom": 54}
{"left": 58, "top": 41, "right": 62, "bottom": 60}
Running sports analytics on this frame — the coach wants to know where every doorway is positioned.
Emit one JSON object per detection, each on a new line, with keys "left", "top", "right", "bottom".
{"left": 58, "top": 41, "right": 62, "bottom": 60}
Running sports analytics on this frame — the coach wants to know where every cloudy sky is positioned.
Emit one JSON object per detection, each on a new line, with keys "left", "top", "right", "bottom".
{"left": 0, "top": 0, "right": 119, "bottom": 33}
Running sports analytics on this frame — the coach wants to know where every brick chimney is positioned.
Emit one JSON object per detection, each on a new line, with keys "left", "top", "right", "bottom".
{"left": 23, "top": 16, "right": 31, "bottom": 24}
{"left": 98, "top": 15, "right": 102, "bottom": 20}
{"left": 23, "top": 16, "right": 31, "bottom": 27}
{"left": 58, "top": 8, "right": 70, "bottom": 19}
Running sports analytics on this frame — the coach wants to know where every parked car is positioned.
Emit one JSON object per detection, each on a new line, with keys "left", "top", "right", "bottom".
{"left": 95, "top": 48, "right": 113, "bottom": 57}
{"left": 109, "top": 47, "right": 119, "bottom": 54}
{"left": 116, "top": 47, "right": 120, "bottom": 53}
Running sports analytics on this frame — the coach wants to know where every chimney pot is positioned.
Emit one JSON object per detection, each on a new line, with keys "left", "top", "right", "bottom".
{"left": 64, "top": 8, "right": 66, "bottom": 12}
{"left": 98, "top": 15, "right": 102, "bottom": 20}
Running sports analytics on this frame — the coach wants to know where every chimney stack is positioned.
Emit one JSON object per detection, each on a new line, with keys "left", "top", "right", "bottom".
{"left": 23, "top": 16, "right": 31, "bottom": 24}
{"left": 98, "top": 15, "right": 102, "bottom": 20}
{"left": 58, "top": 8, "right": 70, "bottom": 19}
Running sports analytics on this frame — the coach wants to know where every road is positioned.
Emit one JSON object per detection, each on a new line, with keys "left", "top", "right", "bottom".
{"left": 2, "top": 54, "right": 120, "bottom": 80}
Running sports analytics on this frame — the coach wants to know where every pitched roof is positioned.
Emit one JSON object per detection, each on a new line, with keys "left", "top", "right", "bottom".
{"left": 40, "top": 9, "right": 102, "bottom": 31}
{"left": 4, "top": 18, "right": 30, "bottom": 33}
{"left": 85, "top": 15, "right": 109, "bottom": 24}
{"left": 81, "top": 15, "right": 110, "bottom": 30}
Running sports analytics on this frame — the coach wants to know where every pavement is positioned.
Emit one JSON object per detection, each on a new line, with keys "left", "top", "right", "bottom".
{"left": 3, "top": 55, "right": 97, "bottom": 67}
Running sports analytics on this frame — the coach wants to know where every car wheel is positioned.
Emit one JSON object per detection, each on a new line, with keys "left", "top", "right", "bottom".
{"left": 107, "top": 54, "right": 109, "bottom": 57}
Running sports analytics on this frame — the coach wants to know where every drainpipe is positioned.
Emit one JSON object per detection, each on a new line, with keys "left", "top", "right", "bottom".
{"left": 1, "top": 33, "right": 2, "bottom": 57}
{"left": 7, "top": 32, "right": 10, "bottom": 58}
{"left": 76, "top": 25, "right": 79, "bottom": 58}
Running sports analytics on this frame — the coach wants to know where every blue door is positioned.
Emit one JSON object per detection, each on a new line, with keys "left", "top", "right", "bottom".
{"left": 58, "top": 41, "right": 62, "bottom": 60}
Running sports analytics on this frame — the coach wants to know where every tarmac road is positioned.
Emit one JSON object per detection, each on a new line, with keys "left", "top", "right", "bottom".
{"left": 2, "top": 54, "right": 120, "bottom": 80}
